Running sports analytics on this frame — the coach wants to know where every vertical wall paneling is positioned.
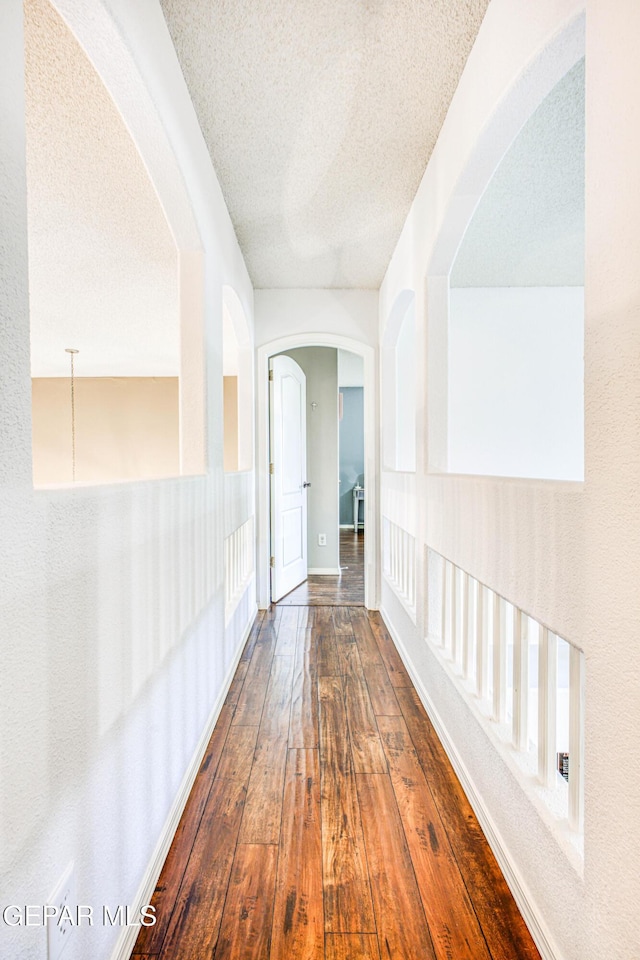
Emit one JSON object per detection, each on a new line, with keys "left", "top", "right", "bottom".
{"left": 476, "top": 583, "right": 487, "bottom": 698}
{"left": 460, "top": 570, "right": 469, "bottom": 675}
{"left": 382, "top": 516, "right": 417, "bottom": 622}
{"left": 512, "top": 608, "right": 529, "bottom": 752}
{"left": 568, "top": 644, "right": 585, "bottom": 833}
{"left": 224, "top": 516, "right": 254, "bottom": 624}
{"left": 440, "top": 558, "right": 448, "bottom": 648}
{"left": 425, "top": 548, "right": 584, "bottom": 852}
{"left": 451, "top": 567, "right": 458, "bottom": 665}
{"left": 493, "top": 593, "right": 506, "bottom": 724}
{"left": 538, "top": 627, "right": 557, "bottom": 788}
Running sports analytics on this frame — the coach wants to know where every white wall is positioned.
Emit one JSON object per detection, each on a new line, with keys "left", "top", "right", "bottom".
{"left": 283, "top": 347, "right": 339, "bottom": 572}
{"left": 338, "top": 348, "right": 364, "bottom": 387}
{"left": 583, "top": 0, "right": 640, "bottom": 951}
{"left": 378, "top": 3, "right": 608, "bottom": 960}
{"left": 448, "top": 287, "right": 584, "bottom": 480}
{"left": 395, "top": 299, "right": 417, "bottom": 471}
{"left": 255, "top": 288, "right": 378, "bottom": 348}
{"left": 0, "top": 4, "right": 255, "bottom": 960}
{"left": 381, "top": 289, "right": 416, "bottom": 471}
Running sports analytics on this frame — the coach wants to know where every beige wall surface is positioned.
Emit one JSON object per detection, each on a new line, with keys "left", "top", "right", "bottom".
{"left": 32, "top": 377, "right": 179, "bottom": 485}
{"left": 223, "top": 375, "right": 239, "bottom": 472}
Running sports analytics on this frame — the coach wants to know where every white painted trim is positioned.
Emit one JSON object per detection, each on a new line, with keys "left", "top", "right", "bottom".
{"left": 568, "top": 644, "right": 585, "bottom": 833}
{"left": 225, "top": 572, "right": 256, "bottom": 627}
{"left": 379, "top": 605, "right": 566, "bottom": 960}
{"left": 52, "top": 0, "right": 200, "bottom": 251}
{"left": 108, "top": 607, "right": 257, "bottom": 960}
{"left": 307, "top": 567, "right": 341, "bottom": 575}
{"left": 382, "top": 571, "right": 417, "bottom": 624}
{"left": 426, "top": 13, "right": 585, "bottom": 281}
{"left": 257, "top": 333, "right": 378, "bottom": 610}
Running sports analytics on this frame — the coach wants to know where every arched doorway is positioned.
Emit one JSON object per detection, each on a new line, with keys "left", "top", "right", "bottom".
{"left": 256, "top": 334, "right": 378, "bottom": 609}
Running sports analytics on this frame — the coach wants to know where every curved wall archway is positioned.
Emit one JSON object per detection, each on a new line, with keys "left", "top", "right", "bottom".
{"left": 425, "top": 15, "right": 585, "bottom": 477}
{"left": 378, "top": 9, "right": 590, "bottom": 960}
{"left": 43, "top": 0, "right": 206, "bottom": 481}
{"left": 257, "top": 334, "right": 377, "bottom": 609}
{"left": 426, "top": 15, "right": 585, "bottom": 280}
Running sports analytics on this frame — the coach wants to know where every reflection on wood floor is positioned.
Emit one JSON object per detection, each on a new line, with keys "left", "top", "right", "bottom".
{"left": 131, "top": 604, "right": 541, "bottom": 960}
{"left": 278, "top": 529, "right": 364, "bottom": 606}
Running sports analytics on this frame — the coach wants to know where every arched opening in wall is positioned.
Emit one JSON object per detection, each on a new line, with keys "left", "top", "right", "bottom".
{"left": 223, "top": 287, "right": 253, "bottom": 473}
{"left": 421, "top": 16, "right": 586, "bottom": 862}
{"left": 382, "top": 290, "right": 416, "bottom": 472}
{"left": 266, "top": 346, "right": 366, "bottom": 602}
{"left": 256, "top": 335, "right": 377, "bottom": 610}
{"left": 444, "top": 59, "right": 585, "bottom": 481}
{"left": 25, "top": 0, "right": 205, "bottom": 486}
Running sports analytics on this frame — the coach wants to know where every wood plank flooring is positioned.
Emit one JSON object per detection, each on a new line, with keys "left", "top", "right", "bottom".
{"left": 131, "top": 603, "right": 541, "bottom": 960}
{"left": 277, "top": 530, "right": 364, "bottom": 605}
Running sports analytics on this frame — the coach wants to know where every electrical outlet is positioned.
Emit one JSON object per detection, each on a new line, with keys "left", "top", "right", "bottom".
{"left": 318, "top": 533, "right": 327, "bottom": 546}
{"left": 47, "top": 863, "right": 76, "bottom": 960}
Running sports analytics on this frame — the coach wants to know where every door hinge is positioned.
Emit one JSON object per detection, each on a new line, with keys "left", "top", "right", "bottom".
{"left": 269, "top": 462, "right": 275, "bottom": 474}
{"left": 270, "top": 556, "right": 276, "bottom": 568}
{"left": 268, "top": 369, "right": 274, "bottom": 381}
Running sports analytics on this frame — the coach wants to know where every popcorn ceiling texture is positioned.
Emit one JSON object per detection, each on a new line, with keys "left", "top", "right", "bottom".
{"left": 160, "top": 0, "right": 490, "bottom": 289}
{"left": 451, "top": 58, "right": 585, "bottom": 288}
{"left": 24, "top": 0, "right": 179, "bottom": 377}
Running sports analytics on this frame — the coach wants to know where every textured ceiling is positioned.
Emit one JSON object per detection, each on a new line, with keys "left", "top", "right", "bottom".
{"left": 25, "top": 0, "right": 179, "bottom": 377}
{"left": 451, "top": 58, "right": 585, "bottom": 288}
{"left": 160, "top": 0, "right": 491, "bottom": 289}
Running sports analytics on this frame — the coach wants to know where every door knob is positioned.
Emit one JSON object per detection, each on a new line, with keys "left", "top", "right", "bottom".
{"left": 303, "top": 481, "right": 311, "bottom": 488}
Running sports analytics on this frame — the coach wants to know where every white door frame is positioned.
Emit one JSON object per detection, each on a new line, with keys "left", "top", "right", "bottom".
{"left": 269, "top": 354, "right": 308, "bottom": 601}
{"left": 256, "top": 334, "right": 378, "bottom": 610}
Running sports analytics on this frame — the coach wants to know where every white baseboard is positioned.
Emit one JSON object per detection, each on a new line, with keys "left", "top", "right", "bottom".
{"left": 379, "top": 606, "right": 563, "bottom": 960}
{"left": 307, "top": 567, "right": 341, "bottom": 575}
{"left": 109, "top": 606, "right": 258, "bottom": 960}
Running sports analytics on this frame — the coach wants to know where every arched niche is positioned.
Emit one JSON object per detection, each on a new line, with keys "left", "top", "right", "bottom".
{"left": 28, "top": 0, "right": 205, "bottom": 485}
{"left": 425, "top": 14, "right": 585, "bottom": 480}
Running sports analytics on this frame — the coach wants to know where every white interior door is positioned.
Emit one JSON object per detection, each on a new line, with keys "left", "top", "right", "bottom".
{"left": 270, "top": 355, "right": 308, "bottom": 601}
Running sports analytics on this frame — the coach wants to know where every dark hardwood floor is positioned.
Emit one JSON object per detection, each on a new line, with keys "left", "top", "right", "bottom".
{"left": 131, "top": 602, "right": 541, "bottom": 960}
{"left": 277, "top": 529, "right": 364, "bottom": 606}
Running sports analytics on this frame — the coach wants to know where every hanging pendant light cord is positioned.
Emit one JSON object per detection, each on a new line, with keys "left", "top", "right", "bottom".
{"left": 66, "top": 348, "right": 79, "bottom": 482}
{"left": 70, "top": 352, "right": 76, "bottom": 482}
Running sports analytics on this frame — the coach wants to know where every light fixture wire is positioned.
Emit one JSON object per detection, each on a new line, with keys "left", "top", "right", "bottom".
{"left": 65, "top": 348, "right": 79, "bottom": 481}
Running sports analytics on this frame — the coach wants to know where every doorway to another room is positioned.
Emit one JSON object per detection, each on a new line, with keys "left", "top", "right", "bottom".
{"left": 276, "top": 529, "right": 364, "bottom": 605}
{"left": 269, "top": 346, "right": 365, "bottom": 606}
{"left": 257, "top": 333, "right": 376, "bottom": 610}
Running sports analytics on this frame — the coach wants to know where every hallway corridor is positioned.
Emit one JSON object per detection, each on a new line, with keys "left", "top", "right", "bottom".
{"left": 131, "top": 605, "right": 540, "bottom": 960}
